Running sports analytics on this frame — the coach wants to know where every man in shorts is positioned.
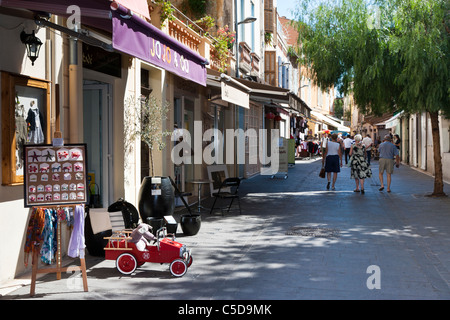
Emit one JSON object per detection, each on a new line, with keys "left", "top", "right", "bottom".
{"left": 378, "top": 135, "right": 400, "bottom": 192}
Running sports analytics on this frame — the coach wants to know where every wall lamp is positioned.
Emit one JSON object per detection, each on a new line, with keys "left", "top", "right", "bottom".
{"left": 20, "top": 30, "right": 42, "bottom": 66}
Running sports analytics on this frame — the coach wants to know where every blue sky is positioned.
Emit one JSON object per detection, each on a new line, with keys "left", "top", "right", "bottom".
{"left": 277, "top": 1, "right": 297, "bottom": 20}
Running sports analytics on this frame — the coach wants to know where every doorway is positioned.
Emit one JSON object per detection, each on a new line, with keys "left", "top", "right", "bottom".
{"left": 83, "top": 82, "right": 113, "bottom": 208}
{"left": 174, "top": 96, "right": 194, "bottom": 193}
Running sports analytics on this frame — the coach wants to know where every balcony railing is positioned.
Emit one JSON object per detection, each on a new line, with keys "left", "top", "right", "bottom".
{"left": 168, "top": 20, "right": 201, "bottom": 54}
{"left": 150, "top": 3, "right": 211, "bottom": 64}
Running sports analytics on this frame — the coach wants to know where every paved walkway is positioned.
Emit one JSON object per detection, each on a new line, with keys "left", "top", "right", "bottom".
{"left": 2, "top": 159, "right": 450, "bottom": 300}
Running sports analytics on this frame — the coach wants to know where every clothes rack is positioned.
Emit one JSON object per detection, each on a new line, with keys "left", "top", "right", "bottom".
{"left": 29, "top": 204, "right": 88, "bottom": 297}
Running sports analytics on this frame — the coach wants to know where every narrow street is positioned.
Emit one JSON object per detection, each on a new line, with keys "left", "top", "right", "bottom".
{"left": 2, "top": 158, "right": 450, "bottom": 300}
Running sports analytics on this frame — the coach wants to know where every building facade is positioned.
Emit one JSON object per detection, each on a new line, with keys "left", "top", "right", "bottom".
{"left": 0, "top": 0, "right": 313, "bottom": 286}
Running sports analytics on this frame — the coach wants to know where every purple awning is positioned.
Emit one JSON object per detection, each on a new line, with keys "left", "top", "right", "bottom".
{"left": 112, "top": 6, "right": 207, "bottom": 87}
{"left": 1, "top": 0, "right": 207, "bottom": 86}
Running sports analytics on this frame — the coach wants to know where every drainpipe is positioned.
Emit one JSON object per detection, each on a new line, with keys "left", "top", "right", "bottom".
{"left": 69, "top": 29, "right": 80, "bottom": 143}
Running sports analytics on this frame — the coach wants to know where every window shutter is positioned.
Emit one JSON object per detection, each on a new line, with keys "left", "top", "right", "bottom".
{"left": 265, "top": 51, "right": 277, "bottom": 86}
{"left": 264, "top": 0, "right": 274, "bottom": 33}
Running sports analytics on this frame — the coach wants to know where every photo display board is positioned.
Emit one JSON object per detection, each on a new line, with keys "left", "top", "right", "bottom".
{"left": 23, "top": 144, "right": 88, "bottom": 207}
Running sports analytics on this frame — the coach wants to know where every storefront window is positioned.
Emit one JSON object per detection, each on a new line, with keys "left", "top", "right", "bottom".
{"left": 1, "top": 73, "right": 50, "bottom": 185}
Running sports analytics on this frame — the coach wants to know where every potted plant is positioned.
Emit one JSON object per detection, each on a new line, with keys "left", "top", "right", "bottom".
{"left": 124, "top": 95, "right": 173, "bottom": 227}
{"left": 211, "top": 25, "right": 235, "bottom": 72}
{"left": 194, "top": 15, "right": 215, "bottom": 33}
{"left": 154, "top": 0, "right": 176, "bottom": 27}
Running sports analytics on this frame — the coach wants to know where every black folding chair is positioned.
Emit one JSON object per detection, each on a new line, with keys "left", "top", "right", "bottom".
{"left": 169, "top": 176, "right": 192, "bottom": 214}
{"left": 209, "top": 177, "right": 241, "bottom": 215}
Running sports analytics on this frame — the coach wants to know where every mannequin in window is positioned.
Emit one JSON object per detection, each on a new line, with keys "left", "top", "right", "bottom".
{"left": 15, "top": 99, "right": 27, "bottom": 169}
{"left": 26, "top": 100, "right": 45, "bottom": 144}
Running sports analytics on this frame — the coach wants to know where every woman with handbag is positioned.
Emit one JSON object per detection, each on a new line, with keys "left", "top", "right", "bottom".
{"left": 321, "top": 133, "right": 343, "bottom": 190}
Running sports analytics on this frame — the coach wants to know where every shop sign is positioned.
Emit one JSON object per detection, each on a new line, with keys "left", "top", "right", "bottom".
{"left": 112, "top": 12, "right": 207, "bottom": 86}
{"left": 221, "top": 81, "right": 249, "bottom": 109}
{"left": 82, "top": 43, "right": 121, "bottom": 78}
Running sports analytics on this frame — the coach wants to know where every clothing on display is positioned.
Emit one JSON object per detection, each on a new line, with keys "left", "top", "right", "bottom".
{"left": 24, "top": 205, "right": 84, "bottom": 266}
{"left": 26, "top": 101, "right": 45, "bottom": 144}
{"left": 40, "top": 209, "right": 58, "bottom": 264}
{"left": 68, "top": 205, "right": 86, "bottom": 259}
{"left": 24, "top": 207, "right": 46, "bottom": 266}
{"left": 15, "top": 101, "right": 27, "bottom": 170}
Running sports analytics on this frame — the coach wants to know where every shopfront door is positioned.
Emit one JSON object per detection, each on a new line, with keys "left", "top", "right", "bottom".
{"left": 174, "top": 97, "right": 194, "bottom": 193}
{"left": 83, "top": 82, "right": 113, "bottom": 208}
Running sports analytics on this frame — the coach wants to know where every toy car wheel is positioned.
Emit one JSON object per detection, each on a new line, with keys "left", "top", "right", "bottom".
{"left": 116, "top": 253, "right": 137, "bottom": 275}
{"left": 187, "top": 255, "right": 193, "bottom": 268}
{"left": 169, "top": 259, "right": 187, "bottom": 277}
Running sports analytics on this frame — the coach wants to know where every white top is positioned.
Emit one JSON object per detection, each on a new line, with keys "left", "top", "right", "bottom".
{"left": 327, "top": 141, "right": 341, "bottom": 156}
{"left": 343, "top": 137, "right": 353, "bottom": 148}
{"left": 362, "top": 136, "right": 373, "bottom": 150}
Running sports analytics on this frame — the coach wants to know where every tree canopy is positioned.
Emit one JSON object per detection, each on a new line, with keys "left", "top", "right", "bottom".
{"left": 294, "top": 0, "right": 450, "bottom": 117}
{"left": 294, "top": 0, "right": 449, "bottom": 195}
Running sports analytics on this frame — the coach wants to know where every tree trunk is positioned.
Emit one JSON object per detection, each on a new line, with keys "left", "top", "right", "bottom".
{"left": 149, "top": 148, "right": 154, "bottom": 177}
{"left": 428, "top": 111, "right": 445, "bottom": 197}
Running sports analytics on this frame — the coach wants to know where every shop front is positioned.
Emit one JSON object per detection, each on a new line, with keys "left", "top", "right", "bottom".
{"left": 233, "top": 77, "right": 311, "bottom": 173}
{"left": 0, "top": 6, "right": 60, "bottom": 286}
{"left": 0, "top": 0, "right": 210, "bottom": 286}
{"left": 206, "top": 70, "right": 256, "bottom": 179}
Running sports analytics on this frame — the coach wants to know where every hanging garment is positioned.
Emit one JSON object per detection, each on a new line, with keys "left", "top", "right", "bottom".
{"left": 26, "top": 106, "right": 45, "bottom": 144}
{"left": 24, "top": 207, "right": 46, "bottom": 266}
{"left": 57, "top": 207, "right": 74, "bottom": 227}
{"left": 68, "top": 205, "right": 85, "bottom": 258}
{"left": 40, "top": 209, "right": 58, "bottom": 264}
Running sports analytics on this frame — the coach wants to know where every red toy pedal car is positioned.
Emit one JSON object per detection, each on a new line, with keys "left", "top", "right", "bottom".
{"left": 104, "top": 227, "right": 192, "bottom": 277}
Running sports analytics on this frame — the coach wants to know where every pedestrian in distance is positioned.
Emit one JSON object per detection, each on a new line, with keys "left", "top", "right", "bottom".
{"left": 394, "top": 134, "right": 401, "bottom": 161}
{"left": 393, "top": 134, "right": 401, "bottom": 150}
{"left": 378, "top": 135, "right": 400, "bottom": 193}
{"left": 349, "top": 134, "right": 372, "bottom": 194}
{"left": 362, "top": 134, "right": 373, "bottom": 166}
{"left": 343, "top": 135, "right": 353, "bottom": 164}
{"left": 322, "top": 133, "right": 343, "bottom": 191}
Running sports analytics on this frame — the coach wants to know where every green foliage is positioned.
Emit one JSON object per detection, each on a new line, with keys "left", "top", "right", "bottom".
{"left": 125, "top": 95, "right": 171, "bottom": 176}
{"left": 211, "top": 25, "right": 235, "bottom": 72}
{"left": 334, "top": 98, "right": 344, "bottom": 119}
{"left": 294, "top": 0, "right": 449, "bottom": 195}
{"left": 187, "top": 0, "right": 207, "bottom": 17}
{"left": 264, "top": 32, "right": 273, "bottom": 45}
{"left": 155, "top": 0, "right": 176, "bottom": 27}
{"left": 194, "top": 15, "right": 215, "bottom": 32}
{"left": 294, "top": 0, "right": 450, "bottom": 117}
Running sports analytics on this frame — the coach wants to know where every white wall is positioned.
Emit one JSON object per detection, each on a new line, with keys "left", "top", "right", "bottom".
{"left": 0, "top": 14, "right": 52, "bottom": 285}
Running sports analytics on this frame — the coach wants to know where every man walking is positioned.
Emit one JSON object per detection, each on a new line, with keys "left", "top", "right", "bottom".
{"left": 378, "top": 135, "right": 400, "bottom": 193}
{"left": 343, "top": 135, "right": 353, "bottom": 164}
{"left": 362, "top": 134, "right": 373, "bottom": 165}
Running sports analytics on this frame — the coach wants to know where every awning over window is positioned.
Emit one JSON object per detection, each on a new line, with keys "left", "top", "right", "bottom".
{"left": 111, "top": 5, "right": 207, "bottom": 86}
{"left": 311, "top": 111, "right": 350, "bottom": 132}
{"left": 233, "top": 77, "right": 311, "bottom": 117}
{"left": 206, "top": 70, "right": 251, "bottom": 109}
{"left": 385, "top": 111, "right": 404, "bottom": 129}
{"left": 1, "top": 0, "right": 207, "bottom": 86}
{"left": 0, "top": 0, "right": 150, "bottom": 19}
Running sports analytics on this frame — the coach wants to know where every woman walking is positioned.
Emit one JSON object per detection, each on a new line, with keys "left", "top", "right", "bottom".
{"left": 349, "top": 134, "right": 372, "bottom": 194}
{"left": 322, "top": 133, "right": 343, "bottom": 190}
